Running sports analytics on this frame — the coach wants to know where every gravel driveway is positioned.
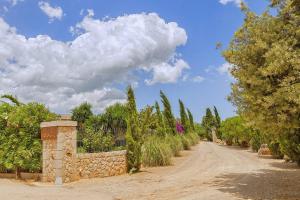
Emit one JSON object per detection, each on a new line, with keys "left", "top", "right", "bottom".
{"left": 0, "top": 142, "right": 299, "bottom": 200}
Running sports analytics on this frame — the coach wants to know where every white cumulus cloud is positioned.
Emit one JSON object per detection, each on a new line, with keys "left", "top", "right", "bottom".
{"left": 0, "top": 13, "right": 188, "bottom": 113}
{"left": 219, "top": 0, "right": 243, "bottom": 7}
{"left": 38, "top": 1, "right": 63, "bottom": 23}
{"left": 145, "top": 59, "right": 189, "bottom": 85}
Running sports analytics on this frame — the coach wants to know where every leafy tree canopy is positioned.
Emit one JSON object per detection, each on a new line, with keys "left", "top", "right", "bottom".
{"left": 71, "top": 102, "right": 93, "bottom": 125}
{"left": 0, "top": 102, "right": 56, "bottom": 175}
{"left": 223, "top": 0, "right": 300, "bottom": 163}
{"left": 220, "top": 116, "right": 252, "bottom": 145}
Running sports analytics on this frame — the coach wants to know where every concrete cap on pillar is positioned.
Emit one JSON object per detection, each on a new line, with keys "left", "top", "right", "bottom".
{"left": 40, "top": 120, "right": 77, "bottom": 128}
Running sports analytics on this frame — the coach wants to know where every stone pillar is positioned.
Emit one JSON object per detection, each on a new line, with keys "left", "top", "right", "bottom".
{"left": 41, "top": 120, "right": 78, "bottom": 184}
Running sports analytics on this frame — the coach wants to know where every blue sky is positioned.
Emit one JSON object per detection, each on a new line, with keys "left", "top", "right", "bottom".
{"left": 0, "top": 0, "right": 269, "bottom": 121}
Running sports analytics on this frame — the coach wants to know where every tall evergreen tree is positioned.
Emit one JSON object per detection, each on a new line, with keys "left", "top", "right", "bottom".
{"left": 201, "top": 108, "right": 215, "bottom": 141}
{"left": 160, "top": 91, "right": 176, "bottom": 135}
{"left": 213, "top": 106, "right": 222, "bottom": 138}
{"left": 213, "top": 106, "right": 221, "bottom": 127}
{"left": 139, "top": 105, "right": 153, "bottom": 137}
{"left": 155, "top": 101, "right": 165, "bottom": 137}
{"left": 179, "top": 99, "right": 189, "bottom": 133}
{"left": 187, "top": 109, "right": 195, "bottom": 131}
{"left": 125, "top": 86, "right": 142, "bottom": 172}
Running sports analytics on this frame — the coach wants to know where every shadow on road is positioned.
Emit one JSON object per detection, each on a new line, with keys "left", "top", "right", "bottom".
{"left": 217, "top": 144, "right": 252, "bottom": 152}
{"left": 211, "top": 162, "right": 300, "bottom": 200}
{"left": 270, "top": 161, "right": 300, "bottom": 170}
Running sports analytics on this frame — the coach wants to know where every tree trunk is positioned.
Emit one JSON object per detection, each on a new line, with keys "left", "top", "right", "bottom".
{"left": 15, "top": 167, "right": 21, "bottom": 179}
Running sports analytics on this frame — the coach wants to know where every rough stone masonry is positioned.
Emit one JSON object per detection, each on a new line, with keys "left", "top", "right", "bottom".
{"left": 41, "top": 120, "right": 127, "bottom": 184}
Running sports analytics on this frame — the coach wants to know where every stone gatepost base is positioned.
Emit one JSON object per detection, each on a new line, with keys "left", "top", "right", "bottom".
{"left": 41, "top": 121, "right": 78, "bottom": 184}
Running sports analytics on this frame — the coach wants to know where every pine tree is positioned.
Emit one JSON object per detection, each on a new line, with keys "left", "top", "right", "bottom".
{"left": 187, "top": 109, "right": 195, "bottom": 131}
{"left": 179, "top": 99, "right": 189, "bottom": 133}
{"left": 125, "top": 86, "right": 142, "bottom": 172}
{"left": 160, "top": 91, "right": 176, "bottom": 135}
{"left": 155, "top": 101, "right": 166, "bottom": 137}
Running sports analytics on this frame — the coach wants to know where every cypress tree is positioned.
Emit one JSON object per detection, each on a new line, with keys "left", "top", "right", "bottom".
{"left": 213, "top": 106, "right": 222, "bottom": 138}
{"left": 155, "top": 101, "right": 166, "bottom": 137}
{"left": 201, "top": 108, "right": 215, "bottom": 141}
{"left": 125, "top": 86, "right": 142, "bottom": 172}
{"left": 160, "top": 91, "right": 176, "bottom": 135}
{"left": 213, "top": 106, "right": 221, "bottom": 128}
{"left": 179, "top": 99, "right": 189, "bottom": 133}
{"left": 187, "top": 109, "right": 195, "bottom": 131}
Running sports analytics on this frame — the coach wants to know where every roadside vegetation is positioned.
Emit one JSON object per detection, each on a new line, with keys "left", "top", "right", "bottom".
{"left": 224, "top": 0, "right": 299, "bottom": 165}
{"left": 0, "top": 0, "right": 298, "bottom": 180}
{"left": 0, "top": 86, "right": 201, "bottom": 176}
{"left": 125, "top": 87, "right": 199, "bottom": 172}
{"left": 200, "top": 0, "right": 299, "bottom": 165}
{"left": 70, "top": 86, "right": 200, "bottom": 173}
{"left": 0, "top": 95, "right": 56, "bottom": 177}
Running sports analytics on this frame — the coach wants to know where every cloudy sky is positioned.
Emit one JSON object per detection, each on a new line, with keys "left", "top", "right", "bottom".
{"left": 0, "top": 0, "right": 269, "bottom": 121}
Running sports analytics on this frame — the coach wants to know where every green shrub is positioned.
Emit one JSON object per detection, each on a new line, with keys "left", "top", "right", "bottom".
{"left": 112, "top": 146, "right": 126, "bottom": 151}
{"left": 82, "top": 129, "right": 114, "bottom": 152}
{"left": 142, "top": 136, "right": 172, "bottom": 167}
{"left": 220, "top": 116, "right": 253, "bottom": 146}
{"left": 279, "top": 132, "right": 300, "bottom": 165}
{"left": 195, "top": 124, "right": 206, "bottom": 139}
{"left": 250, "top": 132, "right": 263, "bottom": 152}
{"left": 188, "top": 132, "right": 199, "bottom": 145}
{"left": 269, "top": 141, "right": 284, "bottom": 159}
{"left": 181, "top": 135, "right": 192, "bottom": 150}
{"left": 0, "top": 102, "right": 56, "bottom": 174}
{"left": 166, "top": 135, "right": 183, "bottom": 156}
{"left": 77, "top": 146, "right": 87, "bottom": 153}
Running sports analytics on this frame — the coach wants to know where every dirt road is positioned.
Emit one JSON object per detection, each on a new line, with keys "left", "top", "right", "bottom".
{"left": 1, "top": 142, "right": 299, "bottom": 200}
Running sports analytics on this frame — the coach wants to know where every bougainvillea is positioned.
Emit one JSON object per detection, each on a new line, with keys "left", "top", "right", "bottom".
{"left": 176, "top": 121, "right": 184, "bottom": 134}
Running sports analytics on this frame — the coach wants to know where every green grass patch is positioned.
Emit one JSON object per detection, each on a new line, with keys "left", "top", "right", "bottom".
{"left": 142, "top": 135, "right": 173, "bottom": 167}
{"left": 166, "top": 135, "right": 184, "bottom": 157}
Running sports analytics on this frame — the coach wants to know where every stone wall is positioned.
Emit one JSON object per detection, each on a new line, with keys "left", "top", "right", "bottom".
{"left": 76, "top": 150, "right": 127, "bottom": 179}
{"left": 42, "top": 139, "right": 56, "bottom": 182}
{"left": 41, "top": 120, "right": 127, "bottom": 184}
